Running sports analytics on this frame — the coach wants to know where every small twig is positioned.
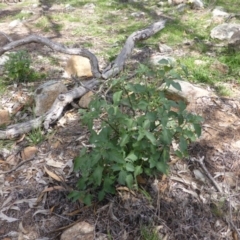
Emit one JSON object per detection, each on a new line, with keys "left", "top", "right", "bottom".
{"left": 0, "top": 31, "right": 13, "bottom": 42}
{"left": 191, "top": 156, "right": 223, "bottom": 193}
{"left": 0, "top": 157, "right": 35, "bottom": 174}
{"left": 226, "top": 194, "right": 240, "bottom": 239}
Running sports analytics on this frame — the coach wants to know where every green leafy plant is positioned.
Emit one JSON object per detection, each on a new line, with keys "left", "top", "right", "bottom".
{"left": 26, "top": 128, "right": 46, "bottom": 145}
{"left": 4, "top": 50, "right": 41, "bottom": 83}
{"left": 70, "top": 65, "right": 202, "bottom": 205}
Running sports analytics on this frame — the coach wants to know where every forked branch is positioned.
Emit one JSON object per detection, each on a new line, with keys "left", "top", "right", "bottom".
{"left": 0, "top": 19, "right": 167, "bottom": 139}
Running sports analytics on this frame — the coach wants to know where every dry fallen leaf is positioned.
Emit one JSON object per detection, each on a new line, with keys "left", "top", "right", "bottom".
{"left": 21, "top": 146, "right": 38, "bottom": 160}
{"left": 44, "top": 166, "right": 64, "bottom": 182}
{"left": 42, "top": 186, "right": 65, "bottom": 193}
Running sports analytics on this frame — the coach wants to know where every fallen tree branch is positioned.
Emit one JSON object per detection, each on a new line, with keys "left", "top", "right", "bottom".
{"left": 0, "top": 79, "right": 99, "bottom": 139}
{"left": 102, "top": 20, "right": 167, "bottom": 79}
{"left": 0, "top": 19, "right": 167, "bottom": 139}
{"left": 191, "top": 156, "right": 223, "bottom": 193}
{"left": 0, "top": 35, "right": 102, "bottom": 78}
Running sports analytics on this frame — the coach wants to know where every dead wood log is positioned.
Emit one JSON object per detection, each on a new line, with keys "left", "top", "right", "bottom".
{"left": 0, "top": 19, "right": 167, "bottom": 139}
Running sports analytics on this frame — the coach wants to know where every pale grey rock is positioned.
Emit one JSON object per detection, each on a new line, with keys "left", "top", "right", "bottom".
{"left": 159, "top": 80, "right": 213, "bottom": 104}
{"left": 9, "top": 19, "right": 21, "bottom": 28}
{"left": 158, "top": 44, "right": 173, "bottom": 53}
{"left": 131, "top": 12, "right": 145, "bottom": 18}
{"left": 228, "top": 30, "right": 240, "bottom": 50}
{"left": 60, "top": 221, "right": 94, "bottom": 240}
{"left": 34, "top": 80, "right": 68, "bottom": 116}
{"left": 212, "top": 7, "right": 229, "bottom": 18}
{"left": 65, "top": 4, "right": 75, "bottom": 11}
{"left": 0, "top": 54, "right": 9, "bottom": 66}
{"left": 176, "top": 3, "right": 188, "bottom": 12}
{"left": 32, "top": 3, "right": 39, "bottom": 8}
{"left": 190, "top": 0, "right": 204, "bottom": 9}
{"left": 157, "top": 1, "right": 167, "bottom": 7}
{"left": 211, "top": 23, "right": 240, "bottom": 40}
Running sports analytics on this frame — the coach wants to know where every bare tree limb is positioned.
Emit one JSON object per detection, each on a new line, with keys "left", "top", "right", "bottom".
{"left": 102, "top": 20, "right": 167, "bottom": 79}
{"left": 0, "top": 35, "right": 102, "bottom": 78}
{"left": 0, "top": 19, "right": 167, "bottom": 139}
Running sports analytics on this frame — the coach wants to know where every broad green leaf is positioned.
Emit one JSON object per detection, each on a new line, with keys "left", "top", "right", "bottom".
{"left": 143, "top": 119, "right": 150, "bottom": 130}
{"left": 83, "top": 194, "right": 92, "bottom": 206}
{"left": 183, "top": 129, "right": 196, "bottom": 141}
{"left": 175, "top": 150, "right": 183, "bottom": 158}
{"left": 179, "top": 136, "right": 188, "bottom": 153}
{"left": 193, "top": 124, "right": 202, "bottom": 137}
{"left": 125, "top": 163, "right": 135, "bottom": 172}
{"left": 178, "top": 115, "right": 184, "bottom": 125}
{"left": 98, "top": 190, "right": 106, "bottom": 201}
{"left": 161, "top": 147, "right": 170, "bottom": 162}
{"left": 125, "top": 152, "right": 138, "bottom": 162}
{"left": 118, "top": 170, "right": 127, "bottom": 184}
{"left": 74, "top": 147, "right": 87, "bottom": 170}
{"left": 92, "top": 165, "right": 103, "bottom": 186}
{"left": 137, "top": 128, "right": 145, "bottom": 141}
{"left": 144, "top": 130, "right": 157, "bottom": 145}
{"left": 158, "top": 59, "right": 169, "bottom": 65}
{"left": 156, "top": 161, "right": 168, "bottom": 174}
{"left": 138, "top": 100, "right": 148, "bottom": 111}
{"left": 68, "top": 191, "right": 81, "bottom": 202}
{"left": 103, "top": 177, "right": 115, "bottom": 194}
{"left": 113, "top": 91, "right": 123, "bottom": 105}
{"left": 160, "top": 128, "right": 172, "bottom": 145}
{"left": 126, "top": 174, "right": 134, "bottom": 189}
{"left": 120, "top": 134, "right": 130, "bottom": 147}
{"left": 170, "top": 81, "right": 182, "bottom": 91}
{"left": 134, "top": 165, "right": 143, "bottom": 178}
{"left": 77, "top": 178, "right": 87, "bottom": 190}
{"left": 178, "top": 101, "right": 186, "bottom": 112}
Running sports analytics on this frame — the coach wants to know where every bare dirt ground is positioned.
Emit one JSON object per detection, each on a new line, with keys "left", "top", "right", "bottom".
{"left": 0, "top": 1, "right": 240, "bottom": 240}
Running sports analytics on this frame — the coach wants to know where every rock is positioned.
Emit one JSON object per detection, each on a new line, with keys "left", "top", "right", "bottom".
{"left": 212, "top": 7, "right": 229, "bottom": 18}
{"left": 210, "top": 23, "right": 240, "bottom": 40}
{"left": 9, "top": 19, "right": 21, "bottom": 28}
{"left": 63, "top": 56, "right": 93, "bottom": 78}
{"left": 176, "top": 3, "right": 188, "bottom": 12}
{"left": 65, "top": 4, "right": 75, "bottom": 11}
{"left": 0, "top": 110, "right": 11, "bottom": 126}
{"left": 168, "top": 0, "right": 187, "bottom": 5}
{"left": 60, "top": 221, "right": 94, "bottom": 240}
{"left": 34, "top": 80, "right": 68, "bottom": 116}
{"left": 78, "top": 91, "right": 94, "bottom": 108}
{"left": 130, "top": 12, "right": 145, "bottom": 18}
{"left": 150, "top": 55, "right": 176, "bottom": 66}
{"left": 32, "top": 3, "right": 39, "bottom": 8}
{"left": 0, "top": 54, "right": 9, "bottom": 66}
{"left": 159, "top": 80, "right": 212, "bottom": 104}
{"left": 189, "top": 0, "right": 204, "bottom": 9}
{"left": 158, "top": 44, "right": 173, "bottom": 53}
{"left": 157, "top": 1, "right": 167, "bottom": 7}
{"left": 228, "top": 30, "right": 240, "bottom": 50}
{"left": 21, "top": 146, "right": 38, "bottom": 160}
{"left": 210, "top": 61, "right": 229, "bottom": 74}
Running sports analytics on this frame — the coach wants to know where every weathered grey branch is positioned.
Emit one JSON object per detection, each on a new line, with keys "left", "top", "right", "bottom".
{"left": 0, "top": 35, "right": 102, "bottom": 78}
{"left": 0, "top": 79, "right": 99, "bottom": 139}
{"left": 0, "top": 19, "right": 167, "bottom": 139}
{"left": 102, "top": 20, "right": 167, "bottom": 79}
{"left": 44, "top": 79, "right": 99, "bottom": 129}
